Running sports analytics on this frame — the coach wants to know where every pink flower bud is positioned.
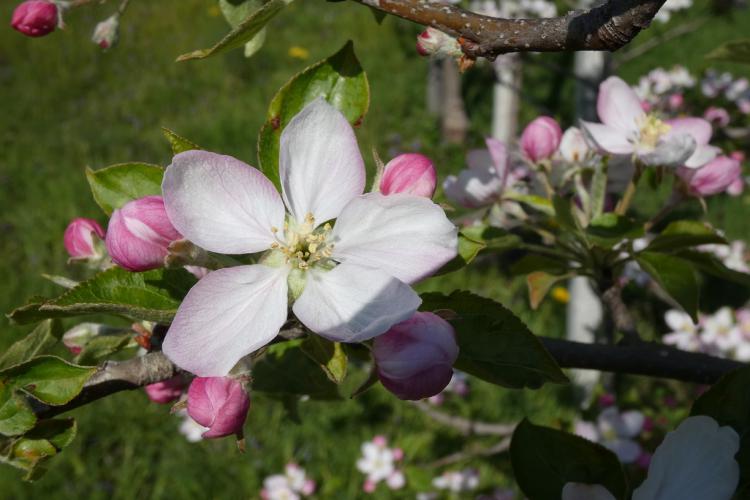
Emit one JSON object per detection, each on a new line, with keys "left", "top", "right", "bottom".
{"left": 520, "top": 116, "right": 563, "bottom": 162}
{"left": 678, "top": 156, "right": 742, "bottom": 197}
{"left": 144, "top": 375, "right": 187, "bottom": 404}
{"left": 64, "top": 218, "right": 105, "bottom": 260}
{"left": 373, "top": 312, "right": 459, "bottom": 400}
{"left": 363, "top": 479, "right": 376, "bottom": 493}
{"left": 187, "top": 376, "right": 250, "bottom": 439}
{"left": 704, "top": 106, "right": 731, "bottom": 127}
{"left": 11, "top": 0, "right": 58, "bottom": 37}
{"left": 379, "top": 153, "right": 437, "bottom": 198}
{"left": 415, "top": 28, "right": 462, "bottom": 58}
{"left": 668, "top": 93, "right": 684, "bottom": 110}
{"left": 640, "top": 100, "right": 652, "bottom": 113}
{"left": 91, "top": 14, "right": 119, "bottom": 49}
{"left": 730, "top": 151, "right": 745, "bottom": 162}
{"left": 105, "top": 195, "right": 182, "bottom": 272}
{"left": 372, "top": 435, "right": 387, "bottom": 447}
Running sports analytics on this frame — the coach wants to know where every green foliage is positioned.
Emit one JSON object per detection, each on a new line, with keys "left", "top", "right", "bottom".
{"left": 85, "top": 163, "right": 165, "bottom": 215}
{"left": 436, "top": 225, "right": 521, "bottom": 276}
{"left": 257, "top": 41, "right": 370, "bottom": 189}
{"left": 0, "top": 419, "right": 77, "bottom": 481}
{"left": 527, "top": 271, "right": 571, "bottom": 309}
{"left": 706, "top": 38, "right": 750, "bottom": 64}
{"left": 646, "top": 220, "right": 727, "bottom": 252}
{"left": 586, "top": 213, "right": 642, "bottom": 249}
{"left": 161, "top": 127, "right": 202, "bottom": 155}
{"left": 8, "top": 268, "right": 196, "bottom": 325}
{"left": 421, "top": 291, "right": 568, "bottom": 389}
{"left": 219, "top": 0, "right": 268, "bottom": 58}
{"left": 510, "top": 419, "right": 627, "bottom": 500}
{"left": 74, "top": 334, "right": 133, "bottom": 366}
{"left": 300, "top": 336, "right": 348, "bottom": 384}
{"left": 635, "top": 252, "right": 699, "bottom": 321}
{"left": 0, "top": 387, "right": 36, "bottom": 437}
{"left": 0, "top": 356, "right": 95, "bottom": 406}
{"left": 0, "top": 320, "right": 63, "bottom": 371}
{"left": 177, "top": 0, "right": 294, "bottom": 61}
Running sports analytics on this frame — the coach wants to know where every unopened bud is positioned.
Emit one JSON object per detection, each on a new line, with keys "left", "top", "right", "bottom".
{"left": 105, "top": 195, "right": 182, "bottom": 272}
{"left": 520, "top": 116, "right": 562, "bottom": 162}
{"left": 144, "top": 375, "right": 187, "bottom": 404}
{"left": 11, "top": 0, "right": 58, "bottom": 38}
{"left": 415, "top": 28, "right": 462, "bottom": 58}
{"left": 91, "top": 14, "right": 119, "bottom": 50}
{"left": 373, "top": 312, "right": 459, "bottom": 400}
{"left": 64, "top": 217, "right": 105, "bottom": 260}
{"left": 380, "top": 153, "right": 437, "bottom": 198}
{"left": 558, "top": 127, "right": 590, "bottom": 164}
{"left": 678, "top": 156, "right": 742, "bottom": 197}
{"left": 187, "top": 376, "right": 250, "bottom": 439}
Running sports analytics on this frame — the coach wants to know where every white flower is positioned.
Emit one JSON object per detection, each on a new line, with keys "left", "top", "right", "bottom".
{"left": 701, "top": 307, "right": 742, "bottom": 352}
{"left": 662, "top": 309, "right": 700, "bottom": 352}
{"left": 161, "top": 99, "right": 457, "bottom": 376}
{"left": 432, "top": 469, "right": 480, "bottom": 492}
{"left": 443, "top": 138, "right": 509, "bottom": 208}
{"left": 574, "top": 407, "right": 644, "bottom": 463}
{"left": 700, "top": 241, "right": 749, "bottom": 273}
{"left": 356, "top": 440, "right": 396, "bottom": 483}
{"left": 632, "top": 416, "right": 740, "bottom": 500}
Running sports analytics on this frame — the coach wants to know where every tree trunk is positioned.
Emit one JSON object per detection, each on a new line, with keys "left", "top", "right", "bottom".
{"left": 491, "top": 54, "right": 523, "bottom": 143}
{"left": 441, "top": 59, "right": 469, "bottom": 144}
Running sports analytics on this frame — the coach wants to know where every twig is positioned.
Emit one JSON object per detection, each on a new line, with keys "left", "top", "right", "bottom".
{"left": 601, "top": 284, "right": 641, "bottom": 343}
{"left": 428, "top": 436, "right": 512, "bottom": 468}
{"left": 411, "top": 401, "right": 515, "bottom": 436}
{"left": 353, "top": 0, "right": 667, "bottom": 59}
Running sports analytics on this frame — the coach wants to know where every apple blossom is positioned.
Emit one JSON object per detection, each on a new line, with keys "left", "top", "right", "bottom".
{"left": 700, "top": 307, "right": 741, "bottom": 352}
{"left": 520, "top": 116, "right": 562, "bottom": 162}
{"left": 662, "top": 309, "right": 700, "bottom": 352}
{"left": 432, "top": 469, "right": 480, "bottom": 492}
{"left": 379, "top": 153, "right": 436, "bottom": 198}
{"left": 61, "top": 322, "right": 117, "bottom": 355}
{"left": 373, "top": 311, "right": 459, "bottom": 400}
{"left": 91, "top": 14, "right": 119, "bottom": 50}
{"left": 64, "top": 218, "right": 105, "bottom": 261}
{"left": 161, "top": 99, "right": 457, "bottom": 377}
{"left": 443, "top": 137, "right": 510, "bottom": 208}
{"left": 704, "top": 106, "right": 731, "bottom": 127}
{"left": 356, "top": 436, "right": 405, "bottom": 491}
{"left": 261, "top": 463, "right": 315, "bottom": 499}
{"left": 11, "top": 0, "right": 58, "bottom": 37}
{"left": 105, "top": 195, "right": 182, "bottom": 272}
{"left": 581, "top": 76, "right": 717, "bottom": 168}
{"left": 558, "top": 127, "right": 590, "bottom": 164}
{"left": 700, "top": 241, "right": 749, "bottom": 273}
{"left": 186, "top": 376, "right": 250, "bottom": 439}
{"left": 574, "top": 406, "right": 645, "bottom": 463}
{"left": 144, "top": 375, "right": 187, "bottom": 404}
{"left": 678, "top": 155, "right": 742, "bottom": 197}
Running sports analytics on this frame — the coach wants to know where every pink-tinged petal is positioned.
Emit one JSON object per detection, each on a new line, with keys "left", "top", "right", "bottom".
{"left": 638, "top": 134, "right": 696, "bottom": 167}
{"left": 163, "top": 264, "right": 289, "bottom": 376}
{"left": 562, "top": 483, "right": 616, "bottom": 500}
{"left": 683, "top": 145, "right": 720, "bottom": 169}
{"left": 64, "top": 218, "right": 105, "bottom": 259}
{"left": 485, "top": 137, "right": 510, "bottom": 187}
{"left": 580, "top": 121, "right": 634, "bottom": 155}
{"left": 292, "top": 262, "right": 421, "bottom": 343}
{"left": 163, "top": 150, "right": 284, "bottom": 254}
{"left": 680, "top": 156, "right": 742, "bottom": 196}
{"left": 330, "top": 193, "right": 457, "bottom": 284}
{"left": 144, "top": 375, "right": 187, "bottom": 404}
{"left": 279, "top": 98, "right": 366, "bottom": 226}
{"left": 597, "top": 76, "right": 645, "bottom": 132}
{"left": 665, "top": 117, "right": 712, "bottom": 146}
{"left": 633, "top": 416, "right": 740, "bottom": 500}
{"left": 520, "top": 116, "right": 563, "bottom": 162}
{"left": 380, "top": 153, "right": 437, "bottom": 198}
{"left": 187, "top": 376, "right": 250, "bottom": 438}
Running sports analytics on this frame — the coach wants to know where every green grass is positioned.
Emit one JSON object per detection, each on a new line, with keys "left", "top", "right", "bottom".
{"left": 1, "top": 0, "right": 748, "bottom": 497}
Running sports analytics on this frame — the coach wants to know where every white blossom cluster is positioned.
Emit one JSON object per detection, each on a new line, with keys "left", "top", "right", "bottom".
{"left": 653, "top": 0, "right": 692, "bottom": 23}
{"left": 632, "top": 66, "right": 695, "bottom": 110}
{"left": 356, "top": 436, "right": 406, "bottom": 493}
{"left": 700, "top": 240, "right": 749, "bottom": 273}
{"left": 574, "top": 407, "right": 647, "bottom": 464}
{"left": 701, "top": 70, "right": 750, "bottom": 115}
{"left": 663, "top": 306, "right": 750, "bottom": 361}
{"left": 260, "top": 464, "right": 316, "bottom": 500}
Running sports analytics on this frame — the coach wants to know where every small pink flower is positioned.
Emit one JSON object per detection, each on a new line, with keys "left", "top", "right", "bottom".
{"left": 373, "top": 311, "right": 459, "bottom": 400}
{"left": 64, "top": 218, "right": 105, "bottom": 260}
{"left": 372, "top": 435, "right": 387, "bottom": 447}
{"left": 187, "top": 376, "right": 250, "bottom": 439}
{"left": 521, "top": 116, "right": 563, "bottom": 162}
{"left": 380, "top": 153, "right": 436, "bottom": 198}
{"left": 668, "top": 93, "right": 684, "bottom": 110}
{"left": 301, "top": 479, "right": 316, "bottom": 496}
{"left": 363, "top": 479, "right": 376, "bottom": 493}
{"left": 392, "top": 448, "right": 404, "bottom": 461}
{"left": 144, "top": 375, "right": 187, "bottom": 404}
{"left": 678, "top": 156, "right": 742, "bottom": 197}
{"left": 11, "top": 0, "right": 58, "bottom": 37}
{"left": 105, "top": 195, "right": 182, "bottom": 272}
{"left": 704, "top": 106, "right": 731, "bottom": 127}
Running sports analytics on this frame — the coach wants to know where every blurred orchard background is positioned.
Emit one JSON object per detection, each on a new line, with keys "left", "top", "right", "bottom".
{"left": 1, "top": 0, "right": 750, "bottom": 498}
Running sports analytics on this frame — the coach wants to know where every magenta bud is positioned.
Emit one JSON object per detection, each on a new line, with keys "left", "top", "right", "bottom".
{"left": 11, "top": 0, "right": 58, "bottom": 37}
{"left": 373, "top": 312, "right": 459, "bottom": 400}
{"left": 144, "top": 375, "right": 187, "bottom": 404}
{"left": 105, "top": 195, "right": 182, "bottom": 272}
{"left": 380, "top": 153, "right": 437, "bottom": 198}
{"left": 187, "top": 377, "right": 250, "bottom": 439}
{"left": 679, "top": 156, "right": 742, "bottom": 197}
{"left": 64, "top": 218, "right": 105, "bottom": 260}
{"left": 520, "top": 116, "right": 563, "bottom": 162}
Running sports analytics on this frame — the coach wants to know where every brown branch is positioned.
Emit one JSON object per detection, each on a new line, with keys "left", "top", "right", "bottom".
{"left": 355, "top": 0, "right": 667, "bottom": 59}
{"left": 428, "top": 436, "right": 511, "bottom": 468}
{"left": 601, "top": 284, "right": 641, "bottom": 343}
{"left": 411, "top": 401, "right": 515, "bottom": 436}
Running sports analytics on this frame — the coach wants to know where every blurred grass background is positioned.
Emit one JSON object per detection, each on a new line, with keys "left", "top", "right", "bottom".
{"left": 1, "top": 0, "right": 749, "bottom": 497}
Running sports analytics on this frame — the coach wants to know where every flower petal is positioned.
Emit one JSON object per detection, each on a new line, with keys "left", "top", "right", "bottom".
{"left": 279, "top": 98, "right": 366, "bottom": 226}
{"left": 330, "top": 192, "right": 457, "bottom": 284}
{"left": 633, "top": 416, "right": 740, "bottom": 500}
{"left": 684, "top": 145, "right": 720, "bottom": 169}
{"left": 163, "top": 151, "right": 285, "bottom": 254}
{"left": 292, "top": 262, "right": 421, "bottom": 343}
{"left": 580, "top": 121, "right": 635, "bottom": 155}
{"left": 605, "top": 438, "right": 642, "bottom": 463}
{"left": 163, "top": 264, "right": 289, "bottom": 376}
{"left": 597, "top": 76, "right": 645, "bottom": 132}
{"left": 638, "top": 133, "right": 696, "bottom": 167}
{"left": 666, "top": 117, "right": 713, "bottom": 146}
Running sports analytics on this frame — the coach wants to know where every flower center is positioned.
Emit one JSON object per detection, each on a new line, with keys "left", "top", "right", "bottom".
{"left": 270, "top": 212, "right": 334, "bottom": 271}
{"left": 638, "top": 114, "right": 671, "bottom": 149}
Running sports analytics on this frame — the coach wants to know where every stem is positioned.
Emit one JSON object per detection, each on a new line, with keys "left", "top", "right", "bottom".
{"left": 644, "top": 191, "right": 684, "bottom": 232}
{"left": 615, "top": 164, "right": 642, "bottom": 215}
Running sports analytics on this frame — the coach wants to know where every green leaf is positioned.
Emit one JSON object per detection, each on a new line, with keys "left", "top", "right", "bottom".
{"left": 300, "top": 336, "right": 348, "bottom": 384}
{"left": 636, "top": 252, "right": 699, "bottom": 321}
{"left": 85, "top": 163, "right": 164, "bottom": 215}
{"left": 436, "top": 226, "right": 521, "bottom": 276}
{"left": 691, "top": 365, "right": 750, "bottom": 434}
{"left": 0, "top": 320, "right": 63, "bottom": 371}
{"left": 177, "top": 0, "right": 293, "bottom": 61}
{"left": 1, "top": 356, "right": 95, "bottom": 405}
{"left": 510, "top": 419, "right": 627, "bottom": 500}
{"left": 219, "top": 0, "right": 268, "bottom": 58}
{"left": 706, "top": 39, "right": 750, "bottom": 65}
{"left": 252, "top": 341, "right": 341, "bottom": 400}
{"left": 421, "top": 291, "right": 568, "bottom": 389}
{"left": 590, "top": 162, "right": 608, "bottom": 218}
{"left": 527, "top": 272, "right": 571, "bottom": 309}
{"left": 0, "top": 385, "right": 36, "bottom": 436}
{"left": 1, "top": 419, "right": 77, "bottom": 481}
{"left": 505, "top": 193, "right": 554, "bottom": 215}
{"left": 74, "top": 334, "right": 133, "bottom": 366}
{"left": 553, "top": 195, "right": 579, "bottom": 231}
{"left": 161, "top": 127, "right": 202, "bottom": 155}
{"left": 673, "top": 249, "right": 750, "bottom": 287}
{"left": 257, "top": 41, "right": 370, "bottom": 189}
{"left": 9, "top": 268, "right": 197, "bottom": 325}
{"left": 647, "top": 220, "right": 727, "bottom": 253}
{"left": 511, "top": 254, "right": 569, "bottom": 276}
{"left": 586, "top": 213, "right": 642, "bottom": 249}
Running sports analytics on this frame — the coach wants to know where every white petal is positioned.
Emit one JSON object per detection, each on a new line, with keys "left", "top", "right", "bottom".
{"left": 292, "top": 262, "right": 421, "bottom": 343}
{"left": 279, "top": 98, "right": 365, "bottom": 226}
{"left": 163, "top": 151, "right": 285, "bottom": 254}
{"left": 605, "top": 438, "right": 642, "bottom": 463}
{"left": 639, "top": 133, "right": 696, "bottom": 167}
{"left": 597, "top": 76, "right": 645, "bottom": 132}
{"left": 562, "top": 483, "right": 617, "bottom": 500}
{"left": 619, "top": 410, "right": 646, "bottom": 438}
{"left": 633, "top": 416, "right": 740, "bottom": 500}
{"left": 162, "top": 264, "right": 289, "bottom": 376}
{"left": 580, "top": 121, "right": 635, "bottom": 155}
{"left": 684, "top": 145, "right": 720, "bottom": 169}
{"left": 330, "top": 193, "right": 458, "bottom": 284}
